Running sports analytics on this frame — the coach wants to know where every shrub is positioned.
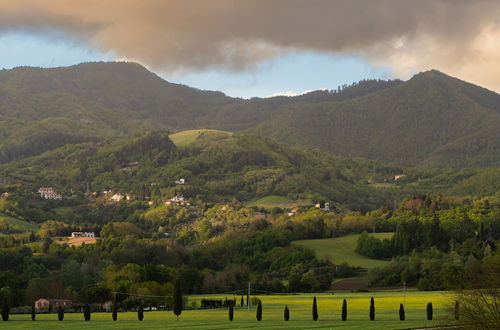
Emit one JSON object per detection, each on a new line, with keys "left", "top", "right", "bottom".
{"left": 256, "top": 300, "right": 262, "bottom": 321}
{"left": 57, "top": 306, "right": 64, "bottom": 321}
{"left": 369, "top": 297, "right": 375, "bottom": 321}
{"left": 426, "top": 302, "right": 433, "bottom": 320}
{"left": 284, "top": 305, "right": 289, "bottom": 321}
{"left": 312, "top": 296, "right": 318, "bottom": 321}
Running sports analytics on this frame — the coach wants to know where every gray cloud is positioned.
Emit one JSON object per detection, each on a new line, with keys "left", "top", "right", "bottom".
{"left": 1, "top": 0, "right": 500, "bottom": 89}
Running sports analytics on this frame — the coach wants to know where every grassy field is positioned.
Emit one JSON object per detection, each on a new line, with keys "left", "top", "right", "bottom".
{"left": 0, "top": 212, "right": 38, "bottom": 232}
{"left": 170, "top": 129, "right": 233, "bottom": 147}
{"left": 246, "top": 195, "right": 309, "bottom": 209}
{"left": 5, "top": 291, "right": 454, "bottom": 329}
{"left": 292, "top": 233, "right": 394, "bottom": 269}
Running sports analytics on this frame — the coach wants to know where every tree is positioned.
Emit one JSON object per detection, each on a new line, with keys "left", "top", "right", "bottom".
{"left": 399, "top": 304, "right": 405, "bottom": 321}
{"left": 312, "top": 296, "right": 318, "bottom": 321}
{"left": 370, "top": 297, "right": 375, "bottom": 321}
{"left": 83, "top": 304, "right": 91, "bottom": 321}
{"left": 58, "top": 306, "right": 64, "bottom": 321}
{"left": 342, "top": 299, "right": 347, "bottom": 321}
{"left": 173, "top": 279, "right": 183, "bottom": 320}
{"left": 31, "top": 303, "right": 36, "bottom": 321}
{"left": 240, "top": 296, "right": 244, "bottom": 307}
{"left": 138, "top": 303, "right": 144, "bottom": 321}
{"left": 1, "top": 298, "right": 9, "bottom": 321}
{"left": 454, "top": 301, "right": 459, "bottom": 320}
{"left": 112, "top": 302, "right": 118, "bottom": 321}
{"left": 228, "top": 305, "right": 234, "bottom": 321}
{"left": 426, "top": 302, "right": 433, "bottom": 320}
{"left": 284, "top": 305, "right": 290, "bottom": 321}
{"left": 256, "top": 300, "right": 262, "bottom": 321}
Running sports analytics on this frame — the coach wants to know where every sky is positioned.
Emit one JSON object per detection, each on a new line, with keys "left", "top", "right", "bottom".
{"left": 1, "top": 1, "right": 499, "bottom": 98}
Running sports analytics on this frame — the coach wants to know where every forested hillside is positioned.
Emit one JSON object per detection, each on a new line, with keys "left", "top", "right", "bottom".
{"left": 1, "top": 62, "right": 499, "bottom": 168}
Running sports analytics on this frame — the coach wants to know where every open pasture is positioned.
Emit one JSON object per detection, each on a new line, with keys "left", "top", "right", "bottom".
{"left": 5, "top": 291, "right": 453, "bottom": 329}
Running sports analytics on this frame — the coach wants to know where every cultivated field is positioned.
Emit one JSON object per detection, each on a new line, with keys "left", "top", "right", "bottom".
{"left": 6, "top": 291, "right": 454, "bottom": 329}
{"left": 169, "top": 129, "right": 233, "bottom": 147}
{"left": 246, "top": 195, "right": 309, "bottom": 209}
{"left": 0, "top": 212, "right": 38, "bottom": 232}
{"left": 292, "top": 233, "right": 394, "bottom": 268}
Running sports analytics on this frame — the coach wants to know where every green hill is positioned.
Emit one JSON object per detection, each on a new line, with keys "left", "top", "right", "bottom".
{"left": 0, "top": 62, "right": 499, "bottom": 168}
{"left": 292, "top": 233, "right": 394, "bottom": 269}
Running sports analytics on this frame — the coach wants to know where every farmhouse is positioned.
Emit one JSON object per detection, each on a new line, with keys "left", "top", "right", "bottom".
{"left": 165, "top": 195, "right": 190, "bottom": 206}
{"left": 34, "top": 298, "right": 72, "bottom": 312}
{"left": 254, "top": 212, "right": 266, "bottom": 219}
{"left": 175, "top": 178, "right": 186, "bottom": 185}
{"left": 38, "top": 187, "right": 63, "bottom": 200}
{"left": 71, "top": 232, "right": 95, "bottom": 238}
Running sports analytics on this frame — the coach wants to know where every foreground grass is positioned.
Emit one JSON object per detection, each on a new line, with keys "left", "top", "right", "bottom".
{"left": 292, "top": 233, "right": 394, "bottom": 268}
{"left": 6, "top": 291, "right": 453, "bottom": 329}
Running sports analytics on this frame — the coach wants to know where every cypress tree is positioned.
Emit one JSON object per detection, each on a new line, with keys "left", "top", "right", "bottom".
{"left": 225, "top": 296, "right": 228, "bottom": 307}
{"left": 256, "top": 300, "right": 262, "bottom": 321}
{"left": 83, "top": 304, "right": 91, "bottom": 321}
{"left": 284, "top": 305, "right": 289, "bottom": 321}
{"left": 57, "top": 306, "right": 64, "bottom": 321}
{"left": 341, "top": 299, "right": 347, "bottom": 321}
{"left": 454, "top": 301, "right": 459, "bottom": 320}
{"left": 112, "top": 303, "right": 118, "bottom": 321}
{"left": 312, "top": 296, "right": 318, "bottom": 321}
{"left": 173, "top": 279, "right": 183, "bottom": 320}
{"left": 138, "top": 303, "right": 144, "bottom": 321}
{"left": 233, "top": 297, "right": 236, "bottom": 307}
{"left": 1, "top": 299, "right": 9, "bottom": 321}
{"left": 369, "top": 297, "right": 375, "bottom": 321}
{"left": 241, "top": 296, "right": 244, "bottom": 307}
{"left": 31, "top": 303, "right": 36, "bottom": 321}
{"left": 426, "top": 302, "right": 433, "bottom": 320}
{"left": 399, "top": 304, "right": 405, "bottom": 321}
{"left": 228, "top": 305, "right": 234, "bottom": 321}
{"left": 246, "top": 294, "right": 249, "bottom": 306}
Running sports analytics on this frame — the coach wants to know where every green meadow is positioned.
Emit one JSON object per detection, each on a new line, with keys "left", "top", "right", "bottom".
{"left": 292, "top": 233, "right": 394, "bottom": 268}
{"left": 5, "top": 291, "right": 454, "bottom": 329}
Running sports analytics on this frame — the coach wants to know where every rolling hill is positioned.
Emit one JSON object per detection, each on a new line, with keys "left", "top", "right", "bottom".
{"left": 0, "top": 62, "right": 499, "bottom": 168}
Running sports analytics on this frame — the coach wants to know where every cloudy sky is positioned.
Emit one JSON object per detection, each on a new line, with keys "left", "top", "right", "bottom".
{"left": 1, "top": 0, "right": 499, "bottom": 98}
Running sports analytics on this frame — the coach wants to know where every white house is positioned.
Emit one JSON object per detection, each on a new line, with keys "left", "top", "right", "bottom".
{"left": 71, "top": 232, "right": 95, "bottom": 238}
{"left": 110, "top": 193, "right": 124, "bottom": 202}
{"left": 38, "top": 187, "right": 63, "bottom": 200}
{"left": 394, "top": 174, "right": 406, "bottom": 180}
{"left": 175, "top": 178, "right": 186, "bottom": 185}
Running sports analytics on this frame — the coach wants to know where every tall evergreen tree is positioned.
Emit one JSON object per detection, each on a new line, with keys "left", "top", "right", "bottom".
{"left": 399, "top": 304, "right": 405, "bottom": 321}
{"left": 83, "top": 304, "right": 91, "bottom": 321}
{"left": 426, "top": 302, "right": 433, "bottom": 320}
{"left": 228, "top": 305, "right": 234, "bottom": 321}
{"left": 256, "top": 300, "right": 262, "bottom": 321}
{"left": 284, "top": 305, "right": 289, "bottom": 321}
{"left": 454, "top": 301, "right": 459, "bottom": 320}
{"left": 312, "top": 296, "right": 318, "bottom": 321}
{"left": 370, "top": 297, "right": 375, "bottom": 321}
{"left": 1, "top": 299, "right": 9, "bottom": 321}
{"left": 173, "top": 279, "right": 183, "bottom": 320}
{"left": 112, "top": 302, "right": 117, "bottom": 321}
{"left": 138, "top": 303, "right": 144, "bottom": 321}
{"left": 342, "top": 299, "right": 347, "bottom": 321}
{"left": 31, "top": 303, "right": 36, "bottom": 321}
{"left": 57, "top": 306, "right": 64, "bottom": 321}
{"left": 241, "top": 296, "right": 244, "bottom": 307}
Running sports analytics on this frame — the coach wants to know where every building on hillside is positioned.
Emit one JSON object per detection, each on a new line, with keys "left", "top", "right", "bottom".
{"left": 34, "top": 298, "right": 73, "bottom": 313}
{"left": 175, "top": 178, "right": 186, "bottom": 185}
{"left": 394, "top": 174, "right": 406, "bottom": 180}
{"left": 165, "top": 195, "right": 190, "bottom": 207}
{"left": 38, "top": 187, "right": 62, "bottom": 200}
{"left": 254, "top": 212, "right": 266, "bottom": 220}
{"left": 71, "top": 232, "right": 95, "bottom": 238}
{"left": 315, "top": 202, "right": 330, "bottom": 212}
{"left": 110, "top": 193, "right": 124, "bottom": 202}
{"left": 1, "top": 192, "right": 10, "bottom": 198}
